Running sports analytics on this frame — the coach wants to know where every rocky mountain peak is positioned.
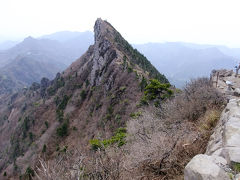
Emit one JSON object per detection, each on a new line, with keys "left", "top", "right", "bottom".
{"left": 94, "top": 18, "right": 116, "bottom": 44}
{"left": 64, "top": 18, "right": 167, "bottom": 86}
{"left": 22, "top": 36, "right": 35, "bottom": 43}
{"left": 94, "top": 18, "right": 107, "bottom": 41}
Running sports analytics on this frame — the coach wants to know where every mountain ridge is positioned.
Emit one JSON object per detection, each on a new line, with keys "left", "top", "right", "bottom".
{"left": 0, "top": 33, "right": 93, "bottom": 95}
{"left": 134, "top": 42, "right": 236, "bottom": 87}
{"left": 0, "top": 18, "right": 169, "bottom": 178}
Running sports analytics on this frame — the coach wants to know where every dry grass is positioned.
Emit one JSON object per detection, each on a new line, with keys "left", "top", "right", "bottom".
{"left": 34, "top": 146, "right": 125, "bottom": 180}
{"left": 200, "top": 110, "right": 221, "bottom": 131}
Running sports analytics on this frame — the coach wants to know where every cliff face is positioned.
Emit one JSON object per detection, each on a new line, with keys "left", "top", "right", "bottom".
{"left": 185, "top": 70, "right": 240, "bottom": 180}
{"left": 0, "top": 18, "right": 168, "bottom": 178}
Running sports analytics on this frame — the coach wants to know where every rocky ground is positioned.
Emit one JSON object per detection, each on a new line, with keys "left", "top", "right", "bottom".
{"left": 185, "top": 69, "right": 240, "bottom": 180}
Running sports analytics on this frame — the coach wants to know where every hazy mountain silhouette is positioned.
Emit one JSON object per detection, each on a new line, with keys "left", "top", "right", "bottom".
{"left": 0, "top": 40, "right": 19, "bottom": 50}
{"left": 0, "top": 31, "right": 94, "bottom": 94}
{"left": 40, "top": 31, "right": 94, "bottom": 60}
{"left": 1, "top": 30, "right": 238, "bottom": 92}
{"left": 134, "top": 42, "right": 236, "bottom": 87}
{"left": 40, "top": 31, "right": 93, "bottom": 42}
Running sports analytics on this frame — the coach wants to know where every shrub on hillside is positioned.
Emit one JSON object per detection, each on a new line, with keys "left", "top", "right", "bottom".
{"left": 140, "top": 79, "right": 173, "bottom": 106}
{"left": 58, "top": 95, "right": 70, "bottom": 110}
{"left": 80, "top": 90, "right": 87, "bottom": 100}
{"left": 56, "top": 120, "right": 69, "bottom": 137}
{"left": 90, "top": 127, "right": 127, "bottom": 150}
{"left": 42, "top": 144, "right": 47, "bottom": 153}
{"left": 22, "top": 166, "right": 34, "bottom": 180}
{"left": 144, "top": 79, "right": 173, "bottom": 100}
{"left": 164, "top": 77, "right": 225, "bottom": 122}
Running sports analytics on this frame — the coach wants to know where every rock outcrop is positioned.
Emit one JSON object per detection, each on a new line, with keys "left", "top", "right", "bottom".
{"left": 206, "top": 99, "right": 240, "bottom": 163}
{"left": 185, "top": 154, "right": 230, "bottom": 180}
{"left": 185, "top": 70, "right": 240, "bottom": 180}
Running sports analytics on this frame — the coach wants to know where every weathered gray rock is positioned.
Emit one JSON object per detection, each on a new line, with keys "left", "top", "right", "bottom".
{"left": 30, "top": 82, "right": 40, "bottom": 91}
{"left": 211, "top": 69, "right": 233, "bottom": 78}
{"left": 233, "top": 88, "right": 240, "bottom": 96}
{"left": 235, "top": 174, "right": 240, "bottom": 180}
{"left": 90, "top": 18, "right": 117, "bottom": 86}
{"left": 219, "top": 69, "right": 233, "bottom": 77}
{"left": 184, "top": 154, "right": 230, "bottom": 180}
{"left": 40, "top": 77, "right": 50, "bottom": 97}
{"left": 186, "top": 98, "right": 240, "bottom": 179}
{"left": 206, "top": 99, "right": 240, "bottom": 163}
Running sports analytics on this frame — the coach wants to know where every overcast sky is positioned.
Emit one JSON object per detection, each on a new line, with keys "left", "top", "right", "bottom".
{"left": 0, "top": 0, "right": 240, "bottom": 47}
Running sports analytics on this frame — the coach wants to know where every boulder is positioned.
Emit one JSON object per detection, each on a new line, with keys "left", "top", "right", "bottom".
{"left": 206, "top": 99, "right": 240, "bottom": 163}
{"left": 224, "top": 116, "right": 240, "bottom": 163}
{"left": 184, "top": 154, "right": 230, "bottom": 180}
{"left": 235, "top": 174, "right": 240, "bottom": 180}
{"left": 233, "top": 88, "right": 240, "bottom": 97}
{"left": 218, "top": 69, "right": 233, "bottom": 77}
{"left": 30, "top": 82, "right": 40, "bottom": 91}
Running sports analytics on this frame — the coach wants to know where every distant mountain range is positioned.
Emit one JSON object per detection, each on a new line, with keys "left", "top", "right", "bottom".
{"left": 134, "top": 42, "right": 237, "bottom": 87}
{"left": 0, "top": 29, "right": 239, "bottom": 94}
{"left": 0, "top": 31, "right": 94, "bottom": 94}
{"left": 0, "top": 41, "right": 19, "bottom": 50}
{"left": 40, "top": 31, "right": 94, "bottom": 60}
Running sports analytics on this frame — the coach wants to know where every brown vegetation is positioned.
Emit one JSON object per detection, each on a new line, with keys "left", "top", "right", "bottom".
{"left": 33, "top": 77, "right": 225, "bottom": 180}
{"left": 35, "top": 147, "right": 125, "bottom": 180}
{"left": 124, "top": 77, "right": 225, "bottom": 179}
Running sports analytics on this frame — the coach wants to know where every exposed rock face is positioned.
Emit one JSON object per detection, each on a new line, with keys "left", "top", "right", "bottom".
{"left": 236, "top": 174, "right": 240, "bottom": 180}
{"left": 185, "top": 70, "right": 240, "bottom": 180}
{"left": 40, "top": 77, "right": 50, "bottom": 97}
{"left": 90, "top": 19, "right": 117, "bottom": 86}
{"left": 211, "top": 69, "right": 233, "bottom": 78}
{"left": 206, "top": 99, "right": 240, "bottom": 163}
{"left": 184, "top": 154, "right": 230, "bottom": 180}
{"left": 233, "top": 88, "right": 240, "bottom": 97}
{"left": 40, "top": 77, "right": 50, "bottom": 88}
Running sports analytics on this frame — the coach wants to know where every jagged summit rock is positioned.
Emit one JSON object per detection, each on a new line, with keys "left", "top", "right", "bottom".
{"left": 22, "top": 36, "right": 35, "bottom": 43}
{"left": 94, "top": 18, "right": 117, "bottom": 43}
{"left": 94, "top": 18, "right": 108, "bottom": 42}
{"left": 65, "top": 18, "right": 167, "bottom": 86}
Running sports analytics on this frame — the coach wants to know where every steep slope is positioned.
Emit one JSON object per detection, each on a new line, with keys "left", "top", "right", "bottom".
{"left": 0, "top": 18, "right": 168, "bottom": 178}
{"left": 134, "top": 42, "right": 235, "bottom": 87}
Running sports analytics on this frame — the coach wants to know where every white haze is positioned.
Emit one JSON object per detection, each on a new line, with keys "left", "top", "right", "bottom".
{"left": 1, "top": 0, "right": 240, "bottom": 47}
